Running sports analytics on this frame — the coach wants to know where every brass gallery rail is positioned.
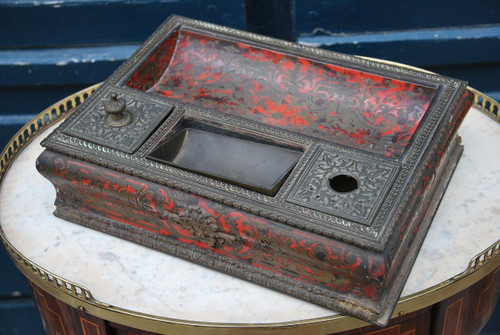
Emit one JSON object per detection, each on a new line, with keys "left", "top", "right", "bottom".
{"left": 0, "top": 83, "right": 498, "bottom": 334}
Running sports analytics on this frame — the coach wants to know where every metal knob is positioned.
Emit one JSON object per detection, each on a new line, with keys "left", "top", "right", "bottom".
{"left": 104, "top": 92, "right": 132, "bottom": 127}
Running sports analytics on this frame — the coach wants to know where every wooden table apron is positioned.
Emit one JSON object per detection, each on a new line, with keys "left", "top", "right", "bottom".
{"left": 0, "top": 83, "right": 499, "bottom": 335}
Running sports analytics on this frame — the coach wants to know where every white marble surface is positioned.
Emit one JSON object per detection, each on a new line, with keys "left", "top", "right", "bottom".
{"left": 0, "top": 107, "right": 499, "bottom": 324}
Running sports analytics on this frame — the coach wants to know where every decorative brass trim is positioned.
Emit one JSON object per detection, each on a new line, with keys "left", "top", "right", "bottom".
{"left": 468, "top": 240, "right": 500, "bottom": 272}
{"left": 468, "top": 86, "right": 500, "bottom": 123}
{"left": 1, "top": 237, "right": 105, "bottom": 308}
{"left": 0, "top": 84, "right": 499, "bottom": 334}
{"left": 0, "top": 84, "right": 100, "bottom": 183}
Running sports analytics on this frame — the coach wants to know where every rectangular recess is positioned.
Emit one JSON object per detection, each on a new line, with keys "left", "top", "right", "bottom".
{"left": 147, "top": 119, "right": 303, "bottom": 196}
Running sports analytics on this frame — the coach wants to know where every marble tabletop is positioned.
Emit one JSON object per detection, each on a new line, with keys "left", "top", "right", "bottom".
{"left": 0, "top": 106, "right": 499, "bottom": 324}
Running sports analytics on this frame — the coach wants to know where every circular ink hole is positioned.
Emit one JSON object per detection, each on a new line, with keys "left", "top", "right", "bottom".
{"left": 329, "top": 174, "right": 359, "bottom": 193}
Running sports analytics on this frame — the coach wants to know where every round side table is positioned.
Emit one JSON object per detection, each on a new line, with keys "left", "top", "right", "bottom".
{"left": 0, "top": 85, "right": 499, "bottom": 335}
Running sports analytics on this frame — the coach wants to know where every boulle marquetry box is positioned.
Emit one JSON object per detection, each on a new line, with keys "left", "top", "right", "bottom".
{"left": 35, "top": 16, "right": 474, "bottom": 326}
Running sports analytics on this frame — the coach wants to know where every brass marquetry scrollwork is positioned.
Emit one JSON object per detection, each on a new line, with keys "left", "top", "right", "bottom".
{"left": 0, "top": 84, "right": 498, "bottom": 334}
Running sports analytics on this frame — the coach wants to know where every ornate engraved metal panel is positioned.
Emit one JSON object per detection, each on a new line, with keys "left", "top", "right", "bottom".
{"left": 64, "top": 87, "right": 173, "bottom": 154}
{"left": 288, "top": 148, "right": 399, "bottom": 225}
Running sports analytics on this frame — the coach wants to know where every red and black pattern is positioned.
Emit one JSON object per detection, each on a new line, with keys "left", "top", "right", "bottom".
{"left": 38, "top": 151, "right": 387, "bottom": 303}
{"left": 126, "top": 29, "right": 180, "bottom": 92}
{"left": 127, "top": 28, "right": 437, "bottom": 158}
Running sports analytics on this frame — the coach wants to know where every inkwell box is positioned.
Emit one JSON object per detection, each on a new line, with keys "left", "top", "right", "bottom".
{"left": 36, "top": 16, "right": 473, "bottom": 326}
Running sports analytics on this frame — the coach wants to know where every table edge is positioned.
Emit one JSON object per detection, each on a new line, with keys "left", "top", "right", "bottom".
{"left": 0, "top": 82, "right": 499, "bottom": 334}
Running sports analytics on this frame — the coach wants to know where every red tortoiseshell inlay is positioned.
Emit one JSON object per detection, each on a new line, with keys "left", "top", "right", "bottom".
{"left": 41, "top": 153, "right": 387, "bottom": 302}
{"left": 127, "top": 29, "right": 180, "bottom": 92}
{"left": 126, "top": 28, "right": 437, "bottom": 158}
